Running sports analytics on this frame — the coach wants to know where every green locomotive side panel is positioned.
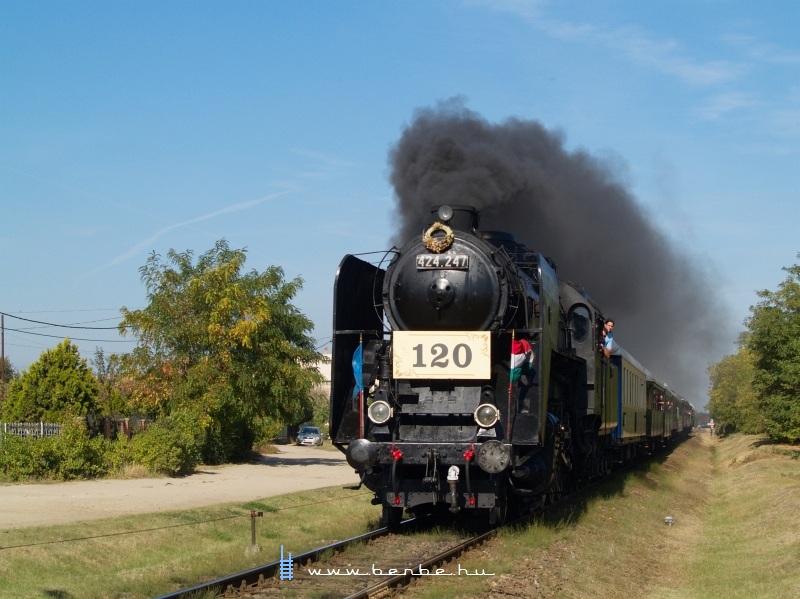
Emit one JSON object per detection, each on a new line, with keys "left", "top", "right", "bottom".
{"left": 537, "top": 255, "right": 561, "bottom": 444}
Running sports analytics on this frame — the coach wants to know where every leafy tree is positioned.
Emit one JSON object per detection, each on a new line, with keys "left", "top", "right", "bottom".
{"left": 0, "top": 356, "right": 17, "bottom": 404}
{"left": 118, "top": 239, "right": 323, "bottom": 461}
{"left": 707, "top": 342, "right": 762, "bottom": 435}
{"left": 1, "top": 356, "right": 17, "bottom": 384}
{"left": 92, "top": 348, "right": 129, "bottom": 417}
{"left": 308, "top": 390, "right": 330, "bottom": 428}
{"left": 745, "top": 256, "right": 800, "bottom": 443}
{"left": 1, "top": 339, "right": 99, "bottom": 422}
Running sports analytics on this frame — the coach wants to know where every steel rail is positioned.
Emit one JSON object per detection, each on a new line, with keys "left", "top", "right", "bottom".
{"left": 154, "top": 520, "right": 415, "bottom": 599}
{"left": 154, "top": 441, "right": 683, "bottom": 598}
{"left": 341, "top": 528, "right": 496, "bottom": 599}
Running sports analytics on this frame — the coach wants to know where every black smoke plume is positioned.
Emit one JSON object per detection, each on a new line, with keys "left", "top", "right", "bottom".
{"left": 388, "top": 100, "right": 731, "bottom": 406}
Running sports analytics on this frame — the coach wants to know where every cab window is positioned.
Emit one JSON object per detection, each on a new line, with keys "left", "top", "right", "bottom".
{"left": 569, "top": 305, "right": 591, "bottom": 344}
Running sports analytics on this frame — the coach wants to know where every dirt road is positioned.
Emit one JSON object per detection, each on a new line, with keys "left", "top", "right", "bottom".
{"left": 0, "top": 445, "right": 356, "bottom": 530}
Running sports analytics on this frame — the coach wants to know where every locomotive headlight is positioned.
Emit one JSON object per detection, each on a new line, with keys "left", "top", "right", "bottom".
{"left": 368, "top": 400, "right": 393, "bottom": 425}
{"left": 474, "top": 403, "right": 500, "bottom": 428}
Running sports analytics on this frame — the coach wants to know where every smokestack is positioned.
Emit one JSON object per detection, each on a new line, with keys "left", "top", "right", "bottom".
{"left": 432, "top": 204, "right": 479, "bottom": 232}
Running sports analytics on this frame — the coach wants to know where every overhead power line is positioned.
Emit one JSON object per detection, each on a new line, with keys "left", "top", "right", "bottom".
{"left": 3, "top": 328, "right": 135, "bottom": 343}
{"left": 0, "top": 312, "right": 126, "bottom": 330}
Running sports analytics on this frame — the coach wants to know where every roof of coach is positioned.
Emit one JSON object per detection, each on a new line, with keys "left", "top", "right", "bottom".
{"left": 610, "top": 345, "right": 648, "bottom": 377}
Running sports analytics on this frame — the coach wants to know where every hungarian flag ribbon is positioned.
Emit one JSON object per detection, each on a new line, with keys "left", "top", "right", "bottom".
{"left": 510, "top": 338, "right": 533, "bottom": 383}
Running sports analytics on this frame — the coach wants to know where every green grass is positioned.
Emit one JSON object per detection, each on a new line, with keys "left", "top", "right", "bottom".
{"left": 0, "top": 486, "right": 376, "bottom": 599}
{"left": 671, "top": 436, "right": 800, "bottom": 599}
{"left": 2, "top": 434, "right": 797, "bottom": 599}
{"left": 403, "top": 433, "right": 800, "bottom": 599}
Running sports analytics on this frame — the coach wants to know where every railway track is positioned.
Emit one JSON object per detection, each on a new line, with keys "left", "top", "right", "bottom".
{"left": 155, "top": 517, "right": 495, "bottom": 599}
{"left": 156, "top": 443, "right": 678, "bottom": 599}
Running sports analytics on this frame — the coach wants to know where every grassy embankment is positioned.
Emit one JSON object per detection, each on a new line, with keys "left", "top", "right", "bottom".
{"left": 406, "top": 432, "right": 800, "bottom": 599}
{"left": 0, "top": 481, "right": 376, "bottom": 598}
{"left": 1, "top": 433, "right": 797, "bottom": 598}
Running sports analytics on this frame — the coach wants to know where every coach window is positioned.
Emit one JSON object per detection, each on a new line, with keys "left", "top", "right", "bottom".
{"left": 569, "top": 305, "right": 591, "bottom": 344}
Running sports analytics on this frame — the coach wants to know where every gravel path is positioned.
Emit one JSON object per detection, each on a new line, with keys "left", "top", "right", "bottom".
{"left": 0, "top": 445, "right": 355, "bottom": 530}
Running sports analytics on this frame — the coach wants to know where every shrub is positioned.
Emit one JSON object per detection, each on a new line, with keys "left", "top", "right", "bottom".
{"left": 105, "top": 435, "right": 135, "bottom": 475}
{"left": 201, "top": 415, "right": 256, "bottom": 464}
{"left": 0, "top": 433, "right": 40, "bottom": 481}
{"left": 253, "top": 416, "right": 285, "bottom": 447}
{"left": 131, "top": 410, "right": 202, "bottom": 476}
{"left": 49, "top": 420, "right": 109, "bottom": 480}
{"left": 0, "top": 421, "right": 110, "bottom": 481}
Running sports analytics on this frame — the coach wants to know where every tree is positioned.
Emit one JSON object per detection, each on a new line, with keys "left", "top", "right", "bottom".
{"left": 1, "top": 339, "right": 99, "bottom": 422}
{"left": 706, "top": 342, "right": 762, "bottom": 435}
{"left": 1, "top": 356, "right": 17, "bottom": 403}
{"left": 92, "top": 348, "right": 129, "bottom": 417}
{"left": 1, "top": 356, "right": 17, "bottom": 384}
{"left": 745, "top": 255, "right": 800, "bottom": 443}
{"left": 118, "top": 239, "right": 323, "bottom": 461}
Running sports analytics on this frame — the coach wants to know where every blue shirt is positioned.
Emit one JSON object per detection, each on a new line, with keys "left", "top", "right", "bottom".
{"left": 604, "top": 331, "right": 615, "bottom": 353}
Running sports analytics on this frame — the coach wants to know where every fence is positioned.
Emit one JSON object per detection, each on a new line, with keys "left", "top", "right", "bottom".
{"left": 0, "top": 418, "right": 151, "bottom": 442}
{"left": 1, "top": 421, "right": 62, "bottom": 438}
{"left": 101, "top": 416, "right": 150, "bottom": 439}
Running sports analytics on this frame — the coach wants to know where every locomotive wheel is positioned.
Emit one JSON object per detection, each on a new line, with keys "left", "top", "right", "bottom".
{"left": 543, "top": 472, "right": 563, "bottom": 507}
{"left": 547, "top": 479, "right": 563, "bottom": 504}
{"left": 491, "top": 481, "right": 509, "bottom": 527}
{"left": 382, "top": 505, "right": 403, "bottom": 528}
{"left": 491, "top": 498, "right": 507, "bottom": 527}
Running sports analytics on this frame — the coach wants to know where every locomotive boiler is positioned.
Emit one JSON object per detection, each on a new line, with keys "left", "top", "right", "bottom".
{"left": 329, "top": 205, "right": 692, "bottom": 526}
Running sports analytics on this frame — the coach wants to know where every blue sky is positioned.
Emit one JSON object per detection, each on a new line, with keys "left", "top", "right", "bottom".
{"left": 2, "top": 1, "right": 798, "bottom": 408}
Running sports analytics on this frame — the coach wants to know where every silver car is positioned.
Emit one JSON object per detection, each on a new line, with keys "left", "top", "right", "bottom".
{"left": 296, "top": 426, "right": 323, "bottom": 446}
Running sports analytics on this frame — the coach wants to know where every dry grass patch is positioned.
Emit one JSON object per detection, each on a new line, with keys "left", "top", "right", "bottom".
{"left": 683, "top": 434, "right": 800, "bottom": 599}
{"left": 0, "top": 486, "right": 376, "bottom": 599}
{"left": 401, "top": 437, "right": 712, "bottom": 599}
{"left": 405, "top": 432, "right": 799, "bottom": 599}
{"left": 119, "top": 463, "right": 152, "bottom": 478}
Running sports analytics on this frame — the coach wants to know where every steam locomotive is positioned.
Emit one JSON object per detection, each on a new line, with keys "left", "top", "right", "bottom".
{"left": 330, "top": 205, "right": 694, "bottom": 526}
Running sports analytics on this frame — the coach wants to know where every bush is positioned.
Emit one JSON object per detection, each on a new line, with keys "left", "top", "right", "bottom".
{"left": 0, "top": 421, "right": 107, "bottom": 481}
{"left": 0, "top": 433, "right": 40, "bottom": 481}
{"left": 0, "top": 415, "right": 205, "bottom": 480}
{"left": 49, "top": 420, "right": 109, "bottom": 480}
{"left": 253, "top": 416, "right": 285, "bottom": 447}
{"left": 200, "top": 416, "right": 256, "bottom": 464}
{"left": 131, "top": 410, "right": 202, "bottom": 476}
{"left": 105, "top": 435, "right": 135, "bottom": 474}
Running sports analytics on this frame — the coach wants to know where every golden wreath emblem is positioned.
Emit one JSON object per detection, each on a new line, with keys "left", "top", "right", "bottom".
{"left": 422, "top": 222, "right": 455, "bottom": 253}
